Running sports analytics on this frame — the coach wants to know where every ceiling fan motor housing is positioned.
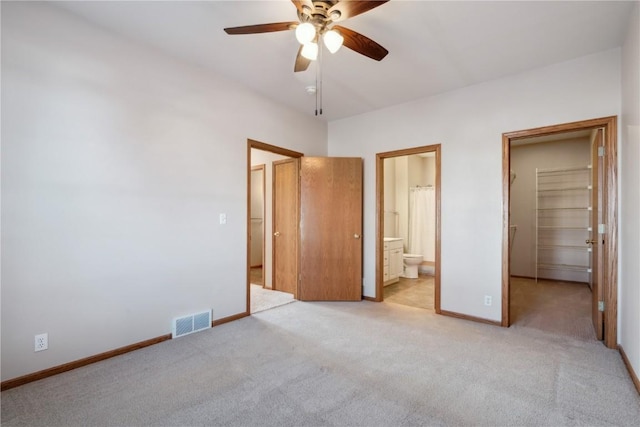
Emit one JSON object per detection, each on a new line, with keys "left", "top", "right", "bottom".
{"left": 299, "top": 1, "right": 340, "bottom": 31}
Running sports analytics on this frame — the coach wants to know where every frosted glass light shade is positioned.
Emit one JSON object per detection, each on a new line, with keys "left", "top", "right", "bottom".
{"left": 295, "top": 22, "right": 316, "bottom": 44}
{"left": 301, "top": 42, "right": 318, "bottom": 60}
{"left": 323, "top": 29, "right": 343, "bottom": 54}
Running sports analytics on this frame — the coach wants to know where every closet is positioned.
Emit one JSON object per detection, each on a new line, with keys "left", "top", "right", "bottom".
{"left": 535, "top": 165, "right": 592, "bottom": 283}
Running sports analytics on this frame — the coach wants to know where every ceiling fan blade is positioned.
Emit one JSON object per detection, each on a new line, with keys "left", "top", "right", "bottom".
{"left": 333, "top": 25, "right": 388, "bottom": 61}
{"left": 294, "top": 45, "right": 311, "bottom": 72}
{"left": 224, "top": 22, "right": 297, "bottom": 35}
{"left": 328, "top": 1, "right": 389, "bottom": 22}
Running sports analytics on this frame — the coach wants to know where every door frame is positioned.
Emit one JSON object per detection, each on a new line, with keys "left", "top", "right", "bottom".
{"left": 247, "top": 139, "right": 303, "bottom": 315}
{"left": 501, "top": 116, "right": 618, "bottom": 348}
{"left": 375, "top": 144, "right": 442, "bottom": 310}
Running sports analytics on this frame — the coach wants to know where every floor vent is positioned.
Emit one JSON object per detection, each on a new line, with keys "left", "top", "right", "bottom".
{"left": 172, "top": 310, "right": 212, "bottom": 338}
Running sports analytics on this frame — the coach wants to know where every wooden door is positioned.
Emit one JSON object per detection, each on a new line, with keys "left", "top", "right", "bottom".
{"left": 299, "top": 157, "right": 363, "bottom": 301}
{"left": 273, "top": 158, "right": 299, "bottom": 297}
{"left": 590, "top": 129, "right": 604, "bottom": 340}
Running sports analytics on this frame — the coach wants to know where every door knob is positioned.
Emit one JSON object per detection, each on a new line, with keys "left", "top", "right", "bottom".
{"left": 586, "top": 239, "right": 596, "bottom": 245}
{"left": 274, "top": 231, "right": 280, "bottom": 237}
{"left": 354, "top": 234, "right": 360, "bottom": 239}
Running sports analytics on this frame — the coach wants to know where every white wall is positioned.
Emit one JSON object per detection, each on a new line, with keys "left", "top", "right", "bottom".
{"left": 0, "top": 2, "right": 327, "bottom": 381}
{"left": 620, "top": 3, "right": 640, "bottom": 383}
{"left": 329, "top": 49, "right": 621, "bottom": 321}
{"left": 510, "top": 138, "right": 591, "bottom": 281}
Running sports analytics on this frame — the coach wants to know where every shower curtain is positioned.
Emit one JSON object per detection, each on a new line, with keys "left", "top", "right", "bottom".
{"left": 408, "top": 187, "right": 435, "bottom": 262}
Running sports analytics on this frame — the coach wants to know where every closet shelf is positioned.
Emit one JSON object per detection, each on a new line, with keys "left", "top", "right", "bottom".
{"left": 538, "top": 263, "right": 591, "bottom": 272}
{"left": 538, "top": 245, "right": 590, "bottom": 251}
{"left": 536, "top": 207, "right": 591, "bottom": 211}
{"left": 538, "top": 226, "right": 591, "bottom": 230}
{"left": 537, "top": 165, "right": 591, "bottom": 173}
{"left": 535, "top": 165, "right": 592, "bottom": 283}
{"left": 537, "top": 186, "right": 592, "bottom": 192}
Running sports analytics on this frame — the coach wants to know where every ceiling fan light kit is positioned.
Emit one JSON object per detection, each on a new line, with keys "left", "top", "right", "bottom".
{"left": 295, "top": 22, "right": 316, "bottom": 44}
{"left": 223, "top": 0, "right": 389, "bottom": 115}
{"left": 323, "top": 29, "right": 343, "bottom": 54}
{"left": 301, "top": 41, "right": 319, "bottom": 60}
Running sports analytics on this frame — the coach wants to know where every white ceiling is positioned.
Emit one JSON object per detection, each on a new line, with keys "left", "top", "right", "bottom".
{"left": 55, "top": 1, "right": 635, "bottom": 122}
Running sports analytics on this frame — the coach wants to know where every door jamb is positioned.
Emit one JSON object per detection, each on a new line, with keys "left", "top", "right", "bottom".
{"left": 375, "top": 144, "right": 442, "bottom": 311}
{"left": 501, "top": 116, "right": 618, "bottom": 348}
{"left": 247, "top": 139, "right": 304, "bottom": 315}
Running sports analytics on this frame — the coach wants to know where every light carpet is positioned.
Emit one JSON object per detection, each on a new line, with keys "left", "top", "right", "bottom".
{"left": 250, "top": 284, "right": 295, "bottom": 313}
{"left": 510, "top": 277, "right": 596, "bottom": 342}
{"left": 2, "top": 301, "right": 638, "bottom": 426}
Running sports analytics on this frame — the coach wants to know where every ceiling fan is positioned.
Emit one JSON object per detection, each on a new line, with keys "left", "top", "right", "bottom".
{"left": 223, "top": 0, "right": 389, "bottom": 73}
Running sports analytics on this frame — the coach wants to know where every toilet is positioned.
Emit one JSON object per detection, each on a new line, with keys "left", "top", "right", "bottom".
{"left": 402, "top": 254, "right": 423, "bottom": 279}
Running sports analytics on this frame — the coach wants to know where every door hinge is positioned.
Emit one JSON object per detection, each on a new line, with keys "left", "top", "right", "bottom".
{"left": 598, "top": 146, "right": 605, "bottom": 157}
{"left": 598, "top": 301, "right": 605, "bottom": 312}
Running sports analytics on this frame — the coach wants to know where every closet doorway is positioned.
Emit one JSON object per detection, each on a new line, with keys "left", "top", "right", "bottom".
{"left": 375, "top": 144, "right": 441, "bottom": 311}
{"left": 247, "top": 140, "right": 302, "bottom": 314}
{"left": 502, "top": 117, "right": 618, "bottom": 348}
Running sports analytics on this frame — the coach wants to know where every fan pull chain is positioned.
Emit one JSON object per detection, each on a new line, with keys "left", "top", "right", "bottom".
{"left": 318, "top": 44, "right": 323, "bottom": 116}
{"left": 315, "top": 61, "right": 318, "bottom": 116}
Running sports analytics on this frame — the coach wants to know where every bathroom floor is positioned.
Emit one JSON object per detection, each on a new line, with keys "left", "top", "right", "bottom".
{"left": 384, "top": 274, "right": 435, "bottom": 310}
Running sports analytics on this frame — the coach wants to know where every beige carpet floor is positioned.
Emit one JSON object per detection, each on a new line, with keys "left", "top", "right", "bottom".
{"left": 2, "top": 300, "right": 638, "bottom": 426}
{"left": 510, "top": 277, "right": 596, "bottom": 342}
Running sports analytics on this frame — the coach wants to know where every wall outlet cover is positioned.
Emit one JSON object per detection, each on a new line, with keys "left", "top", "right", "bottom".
{"left": 35, "top": 333, "right": 48, "bottom": 352}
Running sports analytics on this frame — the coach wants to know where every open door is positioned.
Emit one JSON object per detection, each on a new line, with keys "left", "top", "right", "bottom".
{"left": 590, "top": 128, "right": 605, "bottom": 339}
{"left": 273, "top": 158, "right": 299, "bottom": 297}
{"left": 299, "top": 157, "right": 363, "bottom": 301}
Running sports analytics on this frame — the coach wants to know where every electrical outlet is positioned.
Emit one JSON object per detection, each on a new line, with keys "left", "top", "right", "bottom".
{"left": 219, "top": 213, "right": 227, "bottom": 225}
{"left": 35, "top": 333, "right": 48, "bottom": 352}
{"left": 484, "top": 296, "right": 492, "bottom": 306}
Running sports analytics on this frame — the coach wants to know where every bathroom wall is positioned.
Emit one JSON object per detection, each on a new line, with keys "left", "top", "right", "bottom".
{"left": 510, "top": 137, "right": 591, "bottom": 282}
{"left": 383, "top": 157, "right": 397, "bottom": 237}
{"left": 383, "top": 155, "right": 436, "bottom": 250}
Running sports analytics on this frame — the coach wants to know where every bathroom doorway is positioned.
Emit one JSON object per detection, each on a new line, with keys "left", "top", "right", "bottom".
{"left": 375, "top": 145, "right": 441, "bottom": 312}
